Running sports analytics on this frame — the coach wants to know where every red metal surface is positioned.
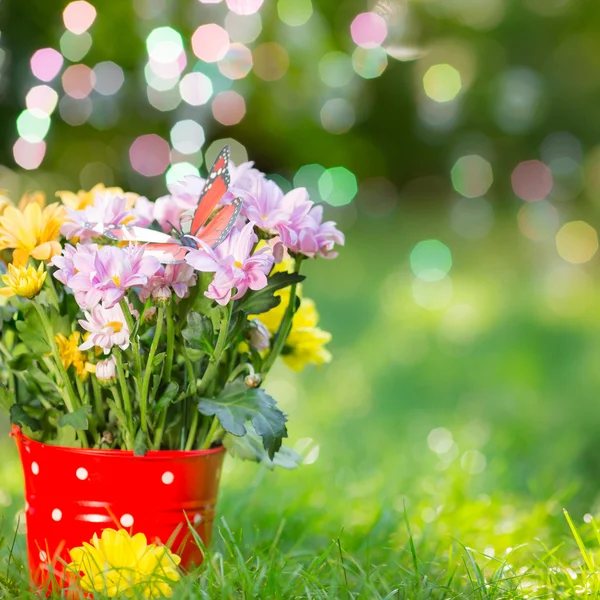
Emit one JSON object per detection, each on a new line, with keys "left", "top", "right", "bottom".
{"left": 11, "top": 425, "right": 225, "bottom": 590}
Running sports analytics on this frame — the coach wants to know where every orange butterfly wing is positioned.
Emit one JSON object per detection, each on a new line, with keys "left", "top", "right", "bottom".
{"left": 189, "top": 146, "right": 231, "bottom": 236}
{"left": 195, "top": 198, "right": 242, "bottom": 248}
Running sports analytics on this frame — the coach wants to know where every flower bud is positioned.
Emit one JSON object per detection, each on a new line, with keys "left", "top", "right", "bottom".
{"left": 245, "top": 373, "right": 262, "bottom": 388}
{"left": 101, "top": 430, "right": 114, "bottom": 445}
{"left": 152, "top": 285, "right": 172, "bottom": 305}
{"left": 95, "top": 356, "right": 117, "bottom": 386}
{"left": 142, "top": 306, "right": 157, "bottom": 323}
{"left": 245, "top": 319, "right": 271, "bottom": 352}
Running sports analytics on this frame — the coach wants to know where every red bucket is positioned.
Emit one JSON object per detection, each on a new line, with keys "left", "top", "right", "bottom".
{"left": 11, "top": 425, "right": 225, "bottom": 589}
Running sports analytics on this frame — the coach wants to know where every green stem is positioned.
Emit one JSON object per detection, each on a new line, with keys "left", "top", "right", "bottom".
{"left": 120, "top": 299, "right": 142, "bottom": 378}
{"left": 262, "top": 256, "right": 303, "bottom": 375}
{"left": 114, "top": 350, "right": 134, "bottom": 438}
{"left": 200, "top": 417, "right": 221, "bottom": 450}
{"left": 140, "top": 306, "right": 164, "bottom": 438}
{"left": 45, "top": 272, "right": 60, "bottom": 310}
{"left": 227, "top": 362, "right": 252, "bottom": 383}
{"left": 109, "top": 384, "right": 133, "bottom": 450}
{"left": 164, "top": 303, "right": 175, "bottom": 382}
{"left": 153, "top": 410, "right": 168, "bottom": 450}
{"left": 32, "top": 300, "right": 88, "bottom": 448}
{"left": 90, "top": 376, "right": 105, "bottom": 428}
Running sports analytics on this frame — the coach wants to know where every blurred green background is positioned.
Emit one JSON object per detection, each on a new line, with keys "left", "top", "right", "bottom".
{"left": 3, "top": 0, "right": 600, "bottom": 595}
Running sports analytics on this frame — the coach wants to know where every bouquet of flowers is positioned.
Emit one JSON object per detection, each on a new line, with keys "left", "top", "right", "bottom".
{"left": 0, "top": 148, "right": 344, "bottom": 463}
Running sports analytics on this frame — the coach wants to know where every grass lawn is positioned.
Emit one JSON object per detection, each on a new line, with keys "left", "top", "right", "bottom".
{"left": 3, "top": 209, "right": 600, "bottom": 598}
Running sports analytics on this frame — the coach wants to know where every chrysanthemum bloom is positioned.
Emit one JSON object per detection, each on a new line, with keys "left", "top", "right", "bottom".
{"left": 79, "top": 303, "right": 132, "bottom": 354}
{"left": 254, "top": 287, "right": 332, "bottom": 371}
{"left": 0, "top": 262, "right": 47, "bottom": 299}
{"left": 57, "top": 184, "right": 140, "bottom": 212}
{"left": 55, "top": 331, "right": 95, "bottom": 379}
{"left": 68, "top": 245, "right": 161, "bottom": 309}
{"left": 61, "top": 192, "right": 136, "bottom": 241}
{"left": 51, "top": 243, "right": 98, "bottom": 289}
{"left": 0, "top": 191, "right": 10, "bottom": 215}
{"left": 95, "top": 355, "right": 117, "bottom": 385}
{"left": 139, "top": 263, "right": 197, "bottom": 303}
{"left": 0, "top": 198, "right": 65, "bottom": 265}
{"left": 185, "top": 222, "right": 274, "bottom": 306}
{"left": 67, "top": 528, "right": 181, "bottom": 599}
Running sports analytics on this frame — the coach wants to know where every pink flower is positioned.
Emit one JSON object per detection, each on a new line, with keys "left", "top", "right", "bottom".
{"left": 139, "top": 263, "right": 197, "bottom": 303}
{"left": 61, "top": 192, "right": 134, "bottom": 241}
{"left": 131, "top": 196, "right": 156, "bottom": 227}
{"left": 68, "top": 244, "right": 161, "bottom": 309}
{"left": 79, "top": 303, "right": 131, "bottom": 354}
{"left": 52, "top": 243, "right": 98, "bottom": 287}
{"left": 185, "top": 222, "right": 274, "bottom": 306}
{"left": 95, "top": 355, "right": 117, "bottom": 384}
{"left": 153, "top": 175, "right": 207, "bottom": 233}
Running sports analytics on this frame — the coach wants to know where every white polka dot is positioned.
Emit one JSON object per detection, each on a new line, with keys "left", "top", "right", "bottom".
{"left": 52, "top": 509, "right": 62, "bottom": 522}
{"left": 120, "top": 514, "right": 134, "bottom": 527}
{"left": 161, "top": 471, "right": 174, "bottom": 485}
{"left": 193, "top": 513, "right": 202, "bottom": 525}
{"left": 39, "top": 551, "right": 47, "bottom": 562}
{"left": 76, "top": 467, "right": 88, "bottom": 480}
{"left": 31, "top": 462, "right": 39, "bottom": 475}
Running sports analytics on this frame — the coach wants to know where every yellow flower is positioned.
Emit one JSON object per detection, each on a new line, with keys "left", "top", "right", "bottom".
{"left": 67, "top": 528, "right": 181, "bottom": 599}
{"left": 0, "top": 262, "right": 47, "bottom": 299}
{"left": 0, "top": 195, "right": 65, "bottom": 265}
{"left": 57, "top": 184, "right": 139, "bottom": 211}
{"left": 253, "top": 287, "right": 332, "bottom": 372}
{"left": 55, "top": 332, "right": 95, "bottom": 380}
{"left": 0, "top": 191, "right": 11, "bottom": 215}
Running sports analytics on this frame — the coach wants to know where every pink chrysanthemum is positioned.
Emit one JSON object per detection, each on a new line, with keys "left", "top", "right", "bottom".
{"left": 79, "top": 303, "right": 132, "bottom": 354}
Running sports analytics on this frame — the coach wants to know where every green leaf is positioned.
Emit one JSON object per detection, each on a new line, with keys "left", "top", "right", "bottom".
{"left": 15, "top": 313, "right": 51, "bottom": 355}
{"left": 239, "top": 272, "right": 305, "bottom": 315}
{"left": 57, "top": 406, "right": 90, "bottom": 431}
{"left": 154, "top": 382, "right": 180, "bottom": 412}
{"left": 186, "top": 348, "right": 206, "bottom": 361}
{"left": 152, "top": 352, "right": 166, "bottom": 367}
{"left": 198, "top": 380, "right": 288, "bottom": 459}
{"left": 10, "top": 404, "right": 42, "bottom": 432}
{"left": 0, "top": 385, "right": 14, "bottom": 412}
{"left": 51, "top": 425, "right": 81, "bottom": 448}
{"left": 182, "top": 311, "right": 214, "bottom": 352}
{"left": 134, "top": 428, "right": 148, "bottom": 457}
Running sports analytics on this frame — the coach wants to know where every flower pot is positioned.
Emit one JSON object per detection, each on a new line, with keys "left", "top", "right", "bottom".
{"left": 11, "top": 425, "right": 225, "bottom": 589}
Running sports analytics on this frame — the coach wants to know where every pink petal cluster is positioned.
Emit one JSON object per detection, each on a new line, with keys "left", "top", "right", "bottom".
{"left": 139, "top": 263, "right": 197, "bottom": 303}
{"left": 151, "top": 175, "right": 207, "bottom": 233}
{"left": 61, "top": 192, "right": 135, "bottom": 241}
{"left": 53, "top": 244, "right": 161, "bottom": 309}
{"left": 79, "top": 303, "right": 132, "bottom": 354}
{"left": 185, "top": 222, "right": 274, "bottom": 306}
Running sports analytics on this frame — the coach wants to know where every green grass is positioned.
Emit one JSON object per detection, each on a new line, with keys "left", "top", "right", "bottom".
{"left": 3, "top": 211, "right": 600, "bottom": 598}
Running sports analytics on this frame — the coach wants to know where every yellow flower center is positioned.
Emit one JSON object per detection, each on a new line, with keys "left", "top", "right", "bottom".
{"left": 106, "top": 321, "right": 123, "bottom": 333}
{"left": 112, "top": 275, "right": 121, "bottom": 286}
{"left": 234, "top": 260, "right": 243, "bottom": 268}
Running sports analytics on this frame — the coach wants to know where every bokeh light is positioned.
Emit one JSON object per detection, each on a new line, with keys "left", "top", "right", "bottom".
{"left": 412, "top": 277, "right": 453, "bottom": 310}
{"left": 16, "top": 109, "right": 51, "bottom": 143}
{"left": 60, "top": 31, "right": 92, "bottom": 62}
{"left": 318, "top": 167, "right": 358, "bottom": 206}
{"left": 350, "top": 12, "right": 387, "bottom": 49}
{"left": 451, "top": 155, "right": 493, "bottom": 198}
{"left": 212, "top": 91, "right": 246, "bottom": 126}
{"left": 170, "top": 120, "right": 205, "bottom": 155}
{"left": 319, "top": 52, "right": 354, "bottom": 88}
{"left": 224, "top": 12, "right": 263, "bottom": 44}
{"left": 226, "top": 0, "right": 263, "bottom": 15}
{"left": 129, "top": 134, "right": 170, "bottom": 177}
{"left": 410, "top": 240, "right": 452, "bottom": 282}
{"left": 423, "top": 64, "right": 462, "bottom": 103}
{"left": 59, "top": 96, "right": 93, "bottom": 125}
{"left": 192, "top": 24, "right": 230, "bottom": 63}
{"left": 25, "top": 86, "right": 59, "bottom": 116}
{"left": 352, "top": 47, "right": 387, "bottom": 79}
{"left": 517, "top": 201, "right": 559, "bottom": 241}
{"left": 12, "top": 139, "right": 46, "bottom": 171}
{"left": 511, "top": 160, "right": 553, "bottom": 201}
{"left": 451, "top": 198, "right": 494, "bottom": 240}
{"left": 320, "top": 98, "right": 355, "bottom": 134}
{"left": 93, "top": 62, "right": 125, "bottom": 96}
{"left": 179, "top": 72, "right": 213, "bottom": 106}
{"left": 62, "top": 64, "right": 95, "bottom": 99}
{"left": 30, "top": 48, "right": 63, "bottom": 82}
{"left": 253, "top": 43, "right": 289, "bottom": 81}
{"left": 218, "top": 43, "right": 253, "bottom": 80}
{"left": 147, "top": 27, "right": 184, "bottom": 64}
{"left": 555, "top": 221, "right": 598, "bottom": 264}
{"left": 166, "top": 162, "right": 200, "bottom": 185}
{"left": 147, "top": 86, "right": 182, "bottom": 112}
{"left": 294, "top": 164, "right": 326, "bottom": 201}
{"left": 63, "top": 1, "right": 97, "bottom": 35}
{"left": 206, "top": 138, "right": 248, "bottom": 165}
{"left": 278, "top": 0, "right": 313, "bottom": 27}
{"left": 494, "top": 68, "right": 543, "bottom": 134}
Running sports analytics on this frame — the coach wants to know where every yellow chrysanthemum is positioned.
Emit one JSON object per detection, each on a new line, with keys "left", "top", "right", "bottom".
{"left": 0, "top": 191, "right": 11, "bottom": 215}
{"left": 0, "top": 262, "right": 46, "bottom": 299}
{"left": 253, "top": 287, "right": 332, "bottom": 372}
{"left": 0, "top": 195, "right": 65, "bottom": 265}
{"left": 55, "top": 332, "right": 95, "bottom": 380}
{"left": 67, "top": 528, "right": 181, "bottom": 599}
{"left": 57, "top": 184, "right": 139, "bottom": 211}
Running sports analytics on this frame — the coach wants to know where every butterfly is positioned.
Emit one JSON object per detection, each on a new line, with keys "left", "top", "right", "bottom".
{"left": 98, "top": 146, "right": 242, "bottom": 263}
